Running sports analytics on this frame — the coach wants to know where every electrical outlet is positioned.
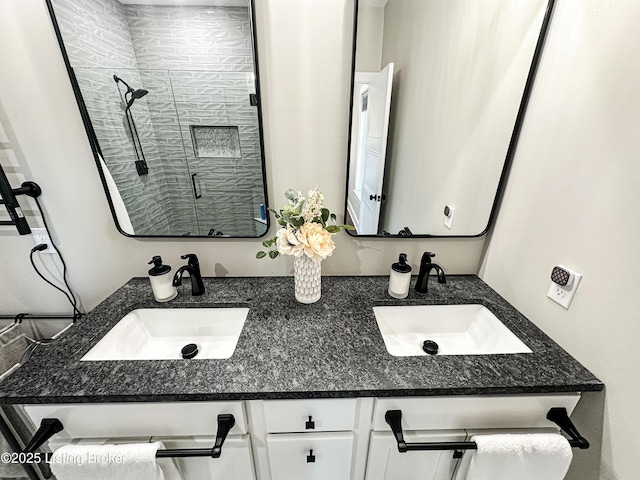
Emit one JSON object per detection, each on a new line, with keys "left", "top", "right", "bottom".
{"left": 547, "top": 265, "right": 582, "bottom": 309}
{"left": 31, "top": 228, "right": 56, "bottom": 254}
{"left": 443, "top": 205, "right": 455, "bottom": 229}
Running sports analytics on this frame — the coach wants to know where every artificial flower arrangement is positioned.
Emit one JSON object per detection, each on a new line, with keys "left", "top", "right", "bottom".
{"left": 257, "top": 187, "right": 354, "bottom": 263}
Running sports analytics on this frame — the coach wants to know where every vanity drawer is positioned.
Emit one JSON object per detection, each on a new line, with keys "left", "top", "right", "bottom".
{"left": 372, "top": 394, "right": 580, "bottom": 431}
{"left": 266, "top": 432, "right": 354, "bottom": 480}
{"left": 24, "top": 401, "right": 247, "bottom": 439}
{"left": 263, "top": 399, "right": 357, "bottom": 433}
{"left": 152, "top": 435, "right": 256, "bottom": 480}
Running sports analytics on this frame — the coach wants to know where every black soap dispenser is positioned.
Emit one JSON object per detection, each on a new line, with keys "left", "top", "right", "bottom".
{"left": 148, "top": 256, "right": 178, "bottom": 302}
{"left": 388, "top": 253, "right": 412, "bottom": 299}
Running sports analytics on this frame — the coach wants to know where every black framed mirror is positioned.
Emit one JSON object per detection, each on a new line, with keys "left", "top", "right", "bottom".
{"left": 345, "top": 0, "right": 554, "bottom": 237}
{"left": 46, "top": 0, "right": 269, "bottom": 238}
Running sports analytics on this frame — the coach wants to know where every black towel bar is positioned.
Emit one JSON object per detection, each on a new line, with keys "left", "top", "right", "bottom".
{"left": 21, "top": 414, "right": 235, "bottom": 461}
{"left": 385, "top": 407, "right": 589, "bottom": 453}
{"left": 0, "top": 314, "right": 81, "bottom": 322}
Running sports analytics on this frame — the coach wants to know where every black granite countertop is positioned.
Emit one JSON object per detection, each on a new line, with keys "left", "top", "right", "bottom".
{"left": 0, "top": 276, "right": 603, "bottom": 403}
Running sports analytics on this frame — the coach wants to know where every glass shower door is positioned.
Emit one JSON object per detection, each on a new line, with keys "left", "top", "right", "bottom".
{"left": 172, "top": 70, "right": 267, "bottom": 237}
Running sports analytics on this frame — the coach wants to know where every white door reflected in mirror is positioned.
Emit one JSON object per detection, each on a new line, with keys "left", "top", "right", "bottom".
{"left": 347, "top": 63, "right": 394, "bottom": 235}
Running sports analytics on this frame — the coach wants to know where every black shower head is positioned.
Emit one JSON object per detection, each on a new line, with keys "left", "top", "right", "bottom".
{"left": 114, "top": 75, "right": 149, "bottom": 109}
{"left": 132, "top": 89, "right": 149, "bottom": 100}
{"left": 125, "top": 89, "right": 149, "bottom": 109}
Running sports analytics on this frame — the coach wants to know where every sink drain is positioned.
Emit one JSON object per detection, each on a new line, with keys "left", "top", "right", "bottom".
{"left": 422, "top": 340, "right": 439, "bottom": 355}
{"left": 181, "top": 343, "right": 199, "bottom": 359}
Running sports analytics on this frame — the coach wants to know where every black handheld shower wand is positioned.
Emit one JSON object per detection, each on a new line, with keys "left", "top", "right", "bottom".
{"left": 113, "top": 75, "right": 149, "bottom": 175}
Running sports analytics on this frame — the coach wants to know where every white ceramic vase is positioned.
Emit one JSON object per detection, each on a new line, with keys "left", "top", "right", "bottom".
{"left": 294, "top": 254, "right": 321, "bottom": 304}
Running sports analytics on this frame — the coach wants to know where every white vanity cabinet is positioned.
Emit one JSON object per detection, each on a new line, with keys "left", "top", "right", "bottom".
{"left": 365, "top": 394, "right": 582, "bottom": 480}
{"left": 266, "top": 432, "right": 354, "bottom": 480}
{"left": 366, "top": 431, "right": 465, "bottom": 480}
{"left": 24, "top": 401, "right": 255, "bottom": 480}
{"left": 153, "top": 435, "right": 255, "bottom": 480}
{"left": 258, "top": 399, "right": 359, "bottom": 480}
{"left": 21, "top": 393, "right": 583, "bottom": 480}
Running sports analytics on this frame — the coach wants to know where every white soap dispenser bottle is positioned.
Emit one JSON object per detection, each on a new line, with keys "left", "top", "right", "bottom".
{"left": 148, "top": 256, "right": 178, "bottom": 302}
{"left": 388, "top": 253, "right": 412, "bottom": 299}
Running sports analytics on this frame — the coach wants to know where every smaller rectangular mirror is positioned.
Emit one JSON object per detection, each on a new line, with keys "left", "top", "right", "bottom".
{"left": 46, "top": 0, "right": 269, "bottom": 237}
{"left": 345, "top": 0, "right": 553, "bottom": 237}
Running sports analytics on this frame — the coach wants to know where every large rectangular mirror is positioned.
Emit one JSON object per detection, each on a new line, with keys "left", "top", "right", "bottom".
{"left": 346, "top": 0, "right": 553, "bottom": 236}
{"left": 46, "top": 0, "right": 269, "bottom": 237}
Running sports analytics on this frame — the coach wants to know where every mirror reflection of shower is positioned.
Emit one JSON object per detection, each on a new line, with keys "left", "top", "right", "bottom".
{"left": 48, "top": 0, "right": 269, "bottom": 237}
{"left": 114, "top": 75, "right": 149, "bottom": 176}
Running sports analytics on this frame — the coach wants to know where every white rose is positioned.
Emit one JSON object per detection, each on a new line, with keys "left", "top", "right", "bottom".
{"left": 276, "top": 228, "right": 304, "bottom": 257}
{"left": 298, "top": 222, "right": 335, "bottom": 263}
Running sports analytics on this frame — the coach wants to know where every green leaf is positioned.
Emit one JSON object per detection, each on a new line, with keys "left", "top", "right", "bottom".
{"left": 342, "top": 225, "right": 356, "bottom": 230}
{"left": 330, "top": 213, "right": 337, "bottom": 222}
{"left": 269, "top": 209, "right": 281, "bottom": 219}
{"left": 326, "top": 225, "right": 340, "bottom": 234}
{"left": 268, "top": 250, "right": 280, "bottom": 259}
{"left": 284, "top": 189, "right": 298, "bottom": 203}
{"left": 256, "top": 251, "right": 267, "bottom": 259}
{"left": 262, "top": 240, "right": 271, "bottom": 248}
{"left": 321, "top": 208, "right": 330, "bottom": 222}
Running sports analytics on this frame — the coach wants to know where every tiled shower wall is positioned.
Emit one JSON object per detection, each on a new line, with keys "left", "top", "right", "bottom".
{"left": 52, "top": 0, "right": 266, "bottom": 237}
{"left": 125, "top": 4, "right": 265, "bottom": 236}
{"left": 52, "top": 0, "right": 176, "bottom": 235}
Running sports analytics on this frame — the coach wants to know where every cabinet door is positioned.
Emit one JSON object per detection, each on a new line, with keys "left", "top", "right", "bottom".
{"left": 365, "top": 431, "right": 466, "bottom": 480}
{"left": 267, "top": 432, "right": 354, "bottom": 480}
{"left": 153, "top": 435, "right": 255, "bottom": 480}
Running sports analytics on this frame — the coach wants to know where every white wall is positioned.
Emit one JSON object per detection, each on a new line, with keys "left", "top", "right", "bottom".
{"left": 380, "top": 0, "right": 547, "bottom": 235}
{"left": 480, "top": 0, "right": 640, "bottom": 478}
{"left": 353, "top": 4, "right": 384, "bottom": 71}
{"left": 0, "top": 0, "right": 485, "bottom": 314}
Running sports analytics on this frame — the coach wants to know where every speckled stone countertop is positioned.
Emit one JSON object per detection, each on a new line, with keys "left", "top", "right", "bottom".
{"left": 0, "top": 276, "right": 602, "bottom": 403}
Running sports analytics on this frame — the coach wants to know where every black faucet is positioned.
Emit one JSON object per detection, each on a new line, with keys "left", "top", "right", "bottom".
{"left": 414, "top": 252, "right": 446, "bottom": 293}
{"left": 172, "top": 254, "right": 205, "bottom": 296}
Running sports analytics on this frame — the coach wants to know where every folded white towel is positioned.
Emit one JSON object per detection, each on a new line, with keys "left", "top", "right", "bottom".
{"left": 455, "top": 433, "right": 573, "bottom": 480}
{"left": 50, "top": 441, "right": 182, "bottom": 480}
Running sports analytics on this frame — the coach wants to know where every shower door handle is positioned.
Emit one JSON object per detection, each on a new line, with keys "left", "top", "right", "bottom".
{"left": 191, "top": 173, "right": 202, "bottom": 199}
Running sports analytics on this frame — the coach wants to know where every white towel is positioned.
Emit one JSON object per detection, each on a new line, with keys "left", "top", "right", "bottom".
{"left": 50, "top": 441, "right": 182, "bottom": 480}
{"left": 455, "top": 433, "right": 573, "bottom": 480}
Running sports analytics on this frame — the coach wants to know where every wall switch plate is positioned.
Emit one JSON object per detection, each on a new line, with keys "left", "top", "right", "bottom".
{"left": 443, "top": 205, "right": 455, "bottom": 229}
{"left": 31, "top": 228, "right": 56, "bottom": 254}
{"left": 547, "top": 265, "right": 582, "bottom": 309}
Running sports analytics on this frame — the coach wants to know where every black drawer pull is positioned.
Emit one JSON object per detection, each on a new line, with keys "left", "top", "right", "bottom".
{"left": 306, "top": 449, "right": 315, "bottom": 463}
{"left": 305, "top": 416, "right": 315, "bottom": 430}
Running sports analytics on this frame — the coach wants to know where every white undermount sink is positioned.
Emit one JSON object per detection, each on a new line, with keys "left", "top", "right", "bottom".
{"left": 373, "top": 304, "right": 532, "bottom": 356}
{"left": 81, "top": 307, "right": 249, "bottom": 361}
